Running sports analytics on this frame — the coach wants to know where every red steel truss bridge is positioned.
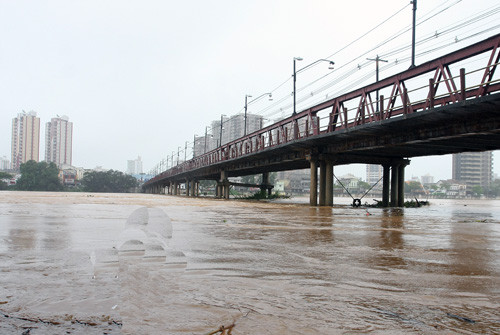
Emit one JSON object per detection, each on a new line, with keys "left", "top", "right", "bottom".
{"left": 144, "top": 34, "right": 500, "bottom": 206}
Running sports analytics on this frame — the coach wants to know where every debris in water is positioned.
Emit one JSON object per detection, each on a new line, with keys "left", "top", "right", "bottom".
{"left": 446, "top": 313, "right": 476, "bottom": 324}
{"left": 205, "top": 323, "right": 235, "bottom": 335}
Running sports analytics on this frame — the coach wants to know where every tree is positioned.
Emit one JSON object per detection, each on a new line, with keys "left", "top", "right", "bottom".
{"left": 16, "top": 160, "right": 63, "bottom": 191}
{"left": 0, "top": 172, "right": 12, "bottom": 190}
{"left": 81, "top": 170, "right": 138, "bottom": 193}
{"left": 358, "top": 181, "right": 371, "bottom": 191}
{"left": 471, "top": 185, "right": 483, "bottom": 197}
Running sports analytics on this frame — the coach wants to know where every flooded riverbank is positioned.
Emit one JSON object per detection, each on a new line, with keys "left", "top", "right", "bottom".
{"left": 0, "top": 191, "right": 499, "bottom": 334}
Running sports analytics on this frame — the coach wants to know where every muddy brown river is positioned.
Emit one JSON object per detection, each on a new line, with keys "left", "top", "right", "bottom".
{"left": 0, "top": 191, "right": 499, "bottom": 334}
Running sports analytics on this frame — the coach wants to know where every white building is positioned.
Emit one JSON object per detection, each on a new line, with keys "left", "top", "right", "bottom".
{"left": 45, "top": 115, "right": 73, "bottom": 167}
{"left": 366, "top": 164, "right": 383, "bottom": 185}
{"left": 421, "top": 174, "right": 434, "bottom": 185}
{"left": 0, "top": 156, "right": 10, "bottom": 170}
{"left": 127, "top": 156, "right": 143, "bottom": 174}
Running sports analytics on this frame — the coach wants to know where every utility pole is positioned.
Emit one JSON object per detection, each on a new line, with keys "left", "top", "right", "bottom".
{"left": 366, "top": 55, "right": 388, "bottom": 112}
{"left": 411, "top": 0, "right": 417, "bottom": 68}
{"left": 184, "top": 141, "right": 187, "bottom": 162}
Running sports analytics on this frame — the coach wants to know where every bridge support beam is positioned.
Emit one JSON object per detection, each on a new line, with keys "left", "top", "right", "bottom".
{"left": 310, "top": 159, "right": 318, "bottom": 206}
{"left": 186, "top": 180, "right": 190, "bottom": 197}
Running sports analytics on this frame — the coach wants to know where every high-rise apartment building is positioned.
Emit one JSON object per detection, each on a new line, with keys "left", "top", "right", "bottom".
{"left": 193, "top": 113, "right": 264, "bottom": 157}
{"left": 225, "top": 113, "right": 263, "bottom": 141}
{"left": 45, "top": 115, "right": 73, "bottom": 167}
{"left": 11, "top": 111, "right": 40, "bottom": 170}
{"left": 452, "top": 151, "right": 493, "bottom": 188}
{"left": 127, "top": 156, "right": 143, "bottom": 174}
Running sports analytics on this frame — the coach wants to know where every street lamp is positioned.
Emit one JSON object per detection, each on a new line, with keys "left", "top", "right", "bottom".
{"left": 219, "top": 114, "right": 226, "bottom": 147}
{"left": 204, "top": 127, "right": 208, "bottom": 153}
{"left": 367, "top": 55, "right": 388, "bottom": 113}
{"left": 293, "top": 57, "right": 334, "bottom": 115}
{"left": 244, "top": 92, "right": 272, "bottom": 135}
{"left": 193, "top": 134, "right": 197, "bottom": 158}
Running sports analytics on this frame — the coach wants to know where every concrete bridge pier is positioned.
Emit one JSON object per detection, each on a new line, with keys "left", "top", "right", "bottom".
{"left": 388, "top": 161, "right": 408, "bottom": 207}
{"left": 219, "top": 170, "right": 230, "bottom": 199}
{"left": 390, "top": 164, "right": 399, "bottom": 206}
{"left": 185, "top": 179, "right": 190, "bottom": 197}
{"left": 382, "top": 165, "right": 390, "bottom": 207}
{"left": 311, "top": 158, "right": 334, "bottom": 207}
{"left": 309, "top": 159, "right": 318, "bottom": 206}
{"left": 173, "top": 182, "right": 178, "bottom": 195}
{"left": 319, "top": 161, "right": 326, "bottom": 206}
{"left": 260, "top": 172, "right": 273, "bottom": 196}
{"left": 325, "top": 161, "right": 334, "bottom": 206}
{"left": 190, "top": 180, "right": 196, "bottom": 197}
{"left": 397, "top": 164, "right": 405, "bottom": 207}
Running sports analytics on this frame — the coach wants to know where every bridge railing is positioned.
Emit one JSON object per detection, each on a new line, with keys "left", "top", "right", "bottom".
{"left": 147, "top": 33, "right": 500, "bottom": 186}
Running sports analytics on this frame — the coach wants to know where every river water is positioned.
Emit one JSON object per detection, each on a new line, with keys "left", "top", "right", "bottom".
{"left": 0, "top": 191, "right": 499, "bottom": 334}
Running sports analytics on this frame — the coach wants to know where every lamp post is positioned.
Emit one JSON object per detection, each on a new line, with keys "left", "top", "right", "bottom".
{"left": 204, "top": 126, "right": 208, "bottom": 153}
{"left": 193, "top": 134, "right": 197, "bottom": 158}
{"left": 219, "top": 114, "right": 226, "bottom": 146}
{"left": 184, "top": 141, "right": 187, "bottom": 162}
{"left": 244, "top": 92, "right": 272, "bottom": 135}
{"left": 367, "top": 55, "right": 388, "bottom": 113}
{"left": 293, "top": 57, "right": 303, "bottom": 116}
{"left": 293, "top": 58, "right": 334, "bottom": 116}
{"left": 177, "top": 146, "right": 180, "bottom": 165}
{"left": 410, "top": 0, "right": 417, "bottom": 68}
{"left": 244, "top": 94, "right": 252, "bottom": 136}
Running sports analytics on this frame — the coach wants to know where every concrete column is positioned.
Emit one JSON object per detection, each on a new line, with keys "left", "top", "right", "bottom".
{"left": 173, "top": 182, "right": 178, "bottom": 195}
{"left": 186, "top": 180, "right": 190, "bottom": 196}
{"left": 190, "top": 180, "right": 196, "bottom": 197}
{"left": 390, "top": 165, "right": 399, "bottom": 207}
{"left": 220, "top": 170, "right": 229, "bottom": 199}
{"left": 398, "top": 164, "right": 405, "bottom": 207}
{"left": 310, "top": 159, "right": 318, "bottom": 206}
{"left": 382, "top": 165, "right": 390, "bottom": 207}
{"left": 261, "top": 172, "right": 269, "bottom": 195}
{"left": 325, "top": 161, "right": 334, "bottom": 206}
{"left": 319, "top": 161, "right": 326, "bottom": 206}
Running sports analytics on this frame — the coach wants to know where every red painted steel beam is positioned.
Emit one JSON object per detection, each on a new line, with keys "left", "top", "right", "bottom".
{"left": 307, "top": 33, "right": 500, "bottom": 114}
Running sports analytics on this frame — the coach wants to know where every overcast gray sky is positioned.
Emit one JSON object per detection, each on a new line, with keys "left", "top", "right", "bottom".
{"left": 1, "top": 0, "right": 499, "bottom": 181}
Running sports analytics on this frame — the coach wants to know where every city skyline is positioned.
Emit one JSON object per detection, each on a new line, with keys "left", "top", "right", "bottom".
{"left": 0, "top": 1, "right": 499, "bottom": 178}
